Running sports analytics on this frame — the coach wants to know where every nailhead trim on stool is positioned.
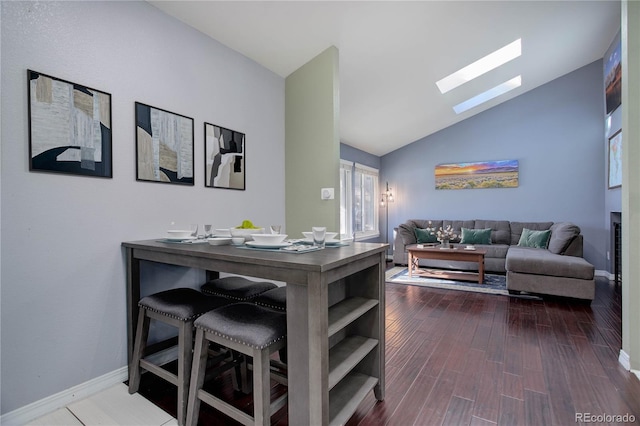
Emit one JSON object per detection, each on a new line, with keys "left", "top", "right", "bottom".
{"left": 253, "top": 286, "right": 286, "bottom": 311}
{"left": 186, "top": 303, "right": 287, "bottom": 426}
{"left": 128, "top": 288, "right": 230, "bottom": 426}
{"left": 201, "top": 276, "right": 277, "bottom": 301}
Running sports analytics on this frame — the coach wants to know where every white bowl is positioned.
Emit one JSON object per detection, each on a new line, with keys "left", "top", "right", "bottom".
{"left": 231, "top": 237, "right": 245, "bottom": 245}
{"left": 230, "top": 228, "right": 264, "bottom": 241}
{"left": 207, "top": 237, "right": 232, "bottom": 246}
{"left": 251, "top": 234, "right": 287, "bottom": 244}
{"left": 167, "top": 230, "right": 194, "bottom": 239}
{"left": 302, "top": 231, "right": 338, "bottom": 241}
{"left": 214, "top": 228, "right": 231, "bottom": 237}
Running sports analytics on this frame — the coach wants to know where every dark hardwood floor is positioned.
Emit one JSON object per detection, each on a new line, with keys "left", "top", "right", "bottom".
{"left": 136, "top": 270, "right": 640, "bottom": 425}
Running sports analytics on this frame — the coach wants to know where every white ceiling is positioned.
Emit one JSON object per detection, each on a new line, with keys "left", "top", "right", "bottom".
{"left": 149, "top": 1, "right": 621, "bottom": 156}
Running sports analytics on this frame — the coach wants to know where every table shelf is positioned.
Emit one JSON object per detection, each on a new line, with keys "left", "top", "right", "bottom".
{"left": 329, "top": 335, "right": 379, "bottom": 390}
{"left": 328, "top": 297, "right": 378, "bottom": 338}
{"left": 329, "top": 371, "right": 379, "bottom": 426}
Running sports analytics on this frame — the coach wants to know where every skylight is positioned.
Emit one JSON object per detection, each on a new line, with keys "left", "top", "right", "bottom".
{"left": 453, "top": 76, "right": 522, "bottom": 114}
{"left": 436, "top": 39, "right": 522, "bottom": 94}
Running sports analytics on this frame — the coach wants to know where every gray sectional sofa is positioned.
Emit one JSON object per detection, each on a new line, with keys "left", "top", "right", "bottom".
{"left": 393, "top": 219, "right": 595, "bottom": 301}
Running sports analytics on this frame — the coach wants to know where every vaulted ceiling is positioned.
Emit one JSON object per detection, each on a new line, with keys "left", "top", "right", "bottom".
{"left": 149, "top": 1, "right": 621, "bottom": 156}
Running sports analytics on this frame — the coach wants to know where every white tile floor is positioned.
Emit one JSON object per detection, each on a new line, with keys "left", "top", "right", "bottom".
{"left": 25, "top": 384, "right": 177, "bottom": 426}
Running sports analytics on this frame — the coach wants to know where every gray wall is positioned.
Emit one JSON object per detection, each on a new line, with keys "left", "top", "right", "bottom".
{"left": 341, "top": 143, "right": 381, "bottom": 171}
{"left": 381, "top": 60, "right": 607, "bottom": 270}
{"left": 1, "top": 1, "right": 285, "bottom": 414}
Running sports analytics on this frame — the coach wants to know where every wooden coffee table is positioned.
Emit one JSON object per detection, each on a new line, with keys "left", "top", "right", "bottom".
{"left": 407, "top": 244, "right": 487, "bottom": 284}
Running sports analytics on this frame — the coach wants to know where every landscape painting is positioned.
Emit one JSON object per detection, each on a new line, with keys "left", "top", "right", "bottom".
{"left": 204, "top": 122, "right": 245, "bottom": 190}
{"left": 435, "top": 159, "right": 519, "bottom": 190}
{"left": 135, "top": 102, "right": 194, "bottom": 185}
{"left": 28, "top": 70, "right": 112, "bottom": 178}
{"left": 604, "top": 39, "right": 622, "bottom": 115}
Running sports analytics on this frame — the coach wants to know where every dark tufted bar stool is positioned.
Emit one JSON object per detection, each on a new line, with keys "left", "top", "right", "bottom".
{"left": 252, "top": 286, "right": 286, "bottom": 311}
{"left": 186, "top": 303, "right": 287, "bottom": 426}
{"left": 201, "top": 276, "right": 277, "bottom": 302}
{"left": 128, "top": 288, "right": 231, "bottom": 426}
{"left": 253, "top": 286, "right": 287, "bottom": 364}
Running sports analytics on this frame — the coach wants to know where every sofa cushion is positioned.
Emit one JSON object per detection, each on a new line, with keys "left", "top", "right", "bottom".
{"left": 460, "top": 228, "right": 492, "bottom": 244}
{"left": 398, "top": 223, "right": 418, "bottom": 245}
{"left": 510, "top": 221, "right": 553, "bottom": 245}
{"left": 517, "top": 228, "right": 551, "bottom": 249}
{"left": 474, "top": 220, "right": 511, "bottom": 244}
{"left": 548, "top": 222, "right": 581, "bottom": 254}
{"left": 414, "top": 227, "right": 438, "bottom": 243}
{"left": 506, "top": 247, "right": 594, "bottom": 280}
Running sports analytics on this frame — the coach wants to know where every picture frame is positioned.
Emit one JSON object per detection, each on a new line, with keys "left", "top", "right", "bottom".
{"left": 135, "top": 102, "right": 194, "bottom": 185}
{"left": 608, "top": 130, "right": 622, "bottom": 189}
{"left": 28, "top": 70, "right": 112, "bottom": 178}
{"left": 435, "top": 159, "right": 519, "bottom": 190}
{"left": 204, "top": 122, "right": 245, "bottom": 190}
{"left": 604, "top": 39, "right": 622, "bottom": 115}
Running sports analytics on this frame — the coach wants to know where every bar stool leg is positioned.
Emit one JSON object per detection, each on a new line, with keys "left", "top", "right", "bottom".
{"left": 186, "top": 328, "right": 208, "bottom": 426}
{"left": 128, "top": 308, "right": 149, "bottom": 394}
{"left": 253, "top": 347, "right": 271, "bottom": 426}
{"left": 230, "top": 351, "right": 250, "bottom": 394}
{"left": 177, "top": 321, "right": 194, "bottom": 426}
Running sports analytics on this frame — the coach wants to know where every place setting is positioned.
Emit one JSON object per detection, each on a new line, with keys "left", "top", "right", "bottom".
{"left": 240, "top": 226, "right": 342, "bottom": 253}
{"left": 158, "top": 222, "right": 347, "bottom": 253}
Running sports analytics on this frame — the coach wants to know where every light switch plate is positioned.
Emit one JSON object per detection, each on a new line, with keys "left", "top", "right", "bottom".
{"left": 321, "top": 188, "right": 335, "bottom": 200}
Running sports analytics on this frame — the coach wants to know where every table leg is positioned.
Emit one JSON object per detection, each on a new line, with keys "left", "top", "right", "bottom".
{"left": 125, "top": 247, "right": 141, "bottom": 365}
{"left": 408, "top": 252, "right": 414, "bottom": 277}
{"left": 478, "top": 255, "right": 485, "bottom": 284}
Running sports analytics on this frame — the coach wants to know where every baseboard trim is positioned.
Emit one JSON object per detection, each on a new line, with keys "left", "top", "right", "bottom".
{"left": 595, "top": 269, "right": 614, "bottom": 280}
{"left": 0, "top": 347, "right": 178, "bottom": 425}
{"left": 620, "top": 349, "right": 631, "bottom": 370}
{"left": 0, "top": 367, "right": 128, "bottom": 425}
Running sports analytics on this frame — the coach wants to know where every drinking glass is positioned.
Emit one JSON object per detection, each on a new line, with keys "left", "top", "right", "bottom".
{"left": 312, "top": 226, "right": 326, "bottom": 248}
{"left": 204, "top": 224, "right": 213, "bottom": 238}
{"left": 270, "top": 225, "right": 281, "bottom": 235}
{"left": 190, "top": 224, "right": 199, "bottom": 238}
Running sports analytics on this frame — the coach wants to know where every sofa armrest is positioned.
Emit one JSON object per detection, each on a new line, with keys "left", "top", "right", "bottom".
{"left": 563, "top": 234, "right": 583, "bottom": 257}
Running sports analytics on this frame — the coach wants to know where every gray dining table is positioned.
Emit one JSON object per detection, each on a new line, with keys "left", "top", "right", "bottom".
{"left": 122, "top": 239, "right": 387, "bottom": 425}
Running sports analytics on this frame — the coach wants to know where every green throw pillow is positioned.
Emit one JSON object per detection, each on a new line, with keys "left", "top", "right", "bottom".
{"left": 414, "top": 228, "right": 438, "bottom": 244}
{"left": 460, "top": 228, "right": 492, "bottom": 245}
{"left": 517, "top": 228, "right": 551, "bottom": 249}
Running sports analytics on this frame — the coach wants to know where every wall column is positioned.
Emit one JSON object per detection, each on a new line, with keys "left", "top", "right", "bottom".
{"left": 621, "top": 0, "right": 640, "bottom": 374}
{"left": 285, "top": 47, "right": 340, "bottom": 238}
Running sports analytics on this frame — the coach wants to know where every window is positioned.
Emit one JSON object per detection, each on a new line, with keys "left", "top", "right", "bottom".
{"left": 340, "top": 161, "right": 379, "bottom": 240}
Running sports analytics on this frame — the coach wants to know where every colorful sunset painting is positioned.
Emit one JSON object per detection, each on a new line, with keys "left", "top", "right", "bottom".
{"left": 435, "top": 159, "right": 519, "bottom": 190}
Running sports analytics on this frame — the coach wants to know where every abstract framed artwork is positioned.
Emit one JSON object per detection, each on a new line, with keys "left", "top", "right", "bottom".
{"left": 204, "top": 122, "right": 245, "bottom": 190}
{"left": 608, "top": 130, "right": 622, "bottom": 189}
{"left": 28, "top": 70, "right": 112, "bottom": 178}
{"left": 135, "top": 102, "right": 194, "bottom": 185}
{"left": 435, "top": 159, "right": 519, "bottom": 190}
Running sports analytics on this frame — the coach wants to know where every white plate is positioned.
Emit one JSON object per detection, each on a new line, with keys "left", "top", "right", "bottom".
{"left": 245, "top": 241, "right": 292, "bottom": 249}
{"left": 208, "top": 237, "right": 232, "bottom": 246}
{"left": 165, "top": 236, "right": 196, "bottom": 242}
